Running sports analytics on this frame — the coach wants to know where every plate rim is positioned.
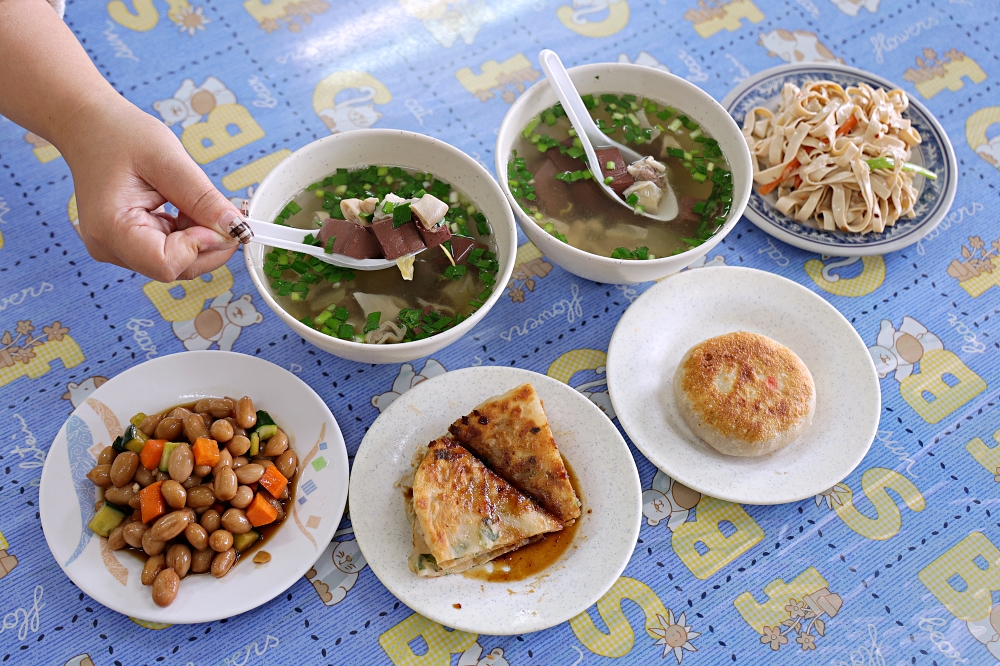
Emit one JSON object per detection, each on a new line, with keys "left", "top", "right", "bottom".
{"left": 349, "top": 365, "right": 642, "bottom": 635}
{"left": 606, "top": 266, "right": 880, "bottom": 505}
{"left": 721, "top": 62, "right": 958, "bottom": 256}
{"left": 38, "top": 350, "right": 350, "bottom": 624}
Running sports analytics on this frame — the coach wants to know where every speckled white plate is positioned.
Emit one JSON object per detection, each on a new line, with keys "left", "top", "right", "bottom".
{"left": 350, "top": 366, "right": 641, "bottom": 635}
{"left": 38, "top": 351, "right": 349, "bottom": 624}
{"left": 606, "top": 267, "right": 879, "bottom": 505}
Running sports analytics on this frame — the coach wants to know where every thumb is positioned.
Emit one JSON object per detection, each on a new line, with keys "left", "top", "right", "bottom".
{"left": 145, "top": 142, "right": 245, "bottom": 243}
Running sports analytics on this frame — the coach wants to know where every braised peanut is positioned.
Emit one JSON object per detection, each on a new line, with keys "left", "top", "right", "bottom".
{"left": 235, "top": 396, "right": 256, "bottom": 429}
{"left": 170, "top": 406, "right": 192, "bottom": 420}
{"left": 181, "top": 475, "right": 202, "bottom": 489}
{"left": 230, "top": 486, "right": 253, "bottom": 509}
{"left": 149, "top": 510, "right": 194, "bottom": 541}
{"left": 86, "top": 464, "right": 112, "bottom": 487}
{"left": 193, "top": 464, "right": 213, "bottom": 478}
{"left": 141, "top": 554, "right": 165, "bottom": 585}
{"left": 105, "top": 483, "right": 139, "bottom": 507}
{"left": 166, "top": 544, "right": 192, "bottom": 579}
{"left": 263, "top": 430, "right": 288, "bottom": 457}
{"left": 194, "top": 399, "right": 212, "bottom": 413}
{"left": 123, "top": 522, "right": 149, "bottom": 549}
{"left": 154, "top": 416, "right": 183, "bottom": 441}
{"left": 221, "top": 508, "right": 252, "bottom": 535}
{"left": 185, "top": 523, "right": 209, "bottom": 551}
{"left": 97, "top": 446, "right": 116, "bottom": 466}
{"left": 235, "top": 464, "right": 264, "bottom": 484}
{"left": 209, "top": 398, "right": 233, "bottom": 419}
{"left": 137, "top": 412, "right": 163, "bottom": 437}
{"left": 183, "top": 413, "right": 209, "bottom": 443}
{"left": 209, "top": 529, "right": 234, "bottom": 552}
{"left": 225, "top": 417, "right": 246, "bottom": 439}
{"left": 107, "top": 524, "right": 126, "bottom": 551}
{"left": 168, "top": 443, "right": 194, "bottom": 483}
{"left": 210, "top": 419, "right": 234, "bottom": 443}
{"left": 274, "top": 450, "right": 297, "bottom": 480}
{"left": 134, "top": 466, "right": 155, "bottom": 487}
{"left": 214, "top": 467, "right": 238, "bottom": 501}
{"left": 110, "top": 451, "right": 139, "bottom": 488}
{"left": 200, "top": 509, "right": 221, "bottom": 533}
{"left": 213, "top": 449, "right": 233, "bottom": 477}
{"left": 231, "top": 455, "right": 249, "bottom": 469}
{"left": 152, "top": 568, "right": 180, "bottom": 607}
{"left": 191, "top": 549, "right": 214, "bottom": 574}
{"left": 227, "top": 435, "right": 251, "bottom": 457}
{"left": 211, "top": 548, "right": 236, "bottom": 578}
{"left": 160, "top": 480, "right": 187, "bottom": 509}
{"left": 186, "top": 485, "right": 216, "bottom": 508}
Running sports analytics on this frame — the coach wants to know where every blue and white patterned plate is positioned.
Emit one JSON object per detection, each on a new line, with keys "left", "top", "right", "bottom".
{"left": 722, "top": 63, "right": 957, "bottom": 256}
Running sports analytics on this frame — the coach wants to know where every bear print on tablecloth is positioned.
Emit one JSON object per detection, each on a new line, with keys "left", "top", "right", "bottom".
{"left": 306, "top": 536, "right": 368, "bottom": 606}
{"left": 154, "top": 76, "right": 237, "bottom": 129}
{"left": 642, "top": 470, "right": 701, "bottom": 532}
{"left": 62, "top": 376, "right": 108, "bottom": 411}
{"left": 458, "top": 642, "right": 510, "bottom": 666}
{"left": 171, "top": 290, "right": 263, "bottom": 352}
{"left": 371, "top": 359, "right": 447, "bottom": 413}
{"left": 829, "top": 0, "right": 879, "bottom": 16}
{"left": 868, "top": 316, "right": 943, "bottom": 382}
{"left": 967, "top": 605, "right": 1000, "bottom": 660}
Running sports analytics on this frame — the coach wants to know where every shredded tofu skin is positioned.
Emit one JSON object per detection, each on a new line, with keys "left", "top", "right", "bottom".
{"left": 742, "top": 80, "right": 922, "bottom": 234}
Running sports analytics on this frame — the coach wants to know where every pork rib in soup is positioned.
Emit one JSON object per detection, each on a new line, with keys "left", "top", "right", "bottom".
{"left": 508, "top": 93, "right": 733, "bottom": 260}
{"left": 262, "top": 166, "right": 499, "bottom": 344}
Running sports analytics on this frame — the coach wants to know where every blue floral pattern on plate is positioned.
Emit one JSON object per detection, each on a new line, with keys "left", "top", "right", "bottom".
{"left": 723, "top": 64, "right": 956, "bottom": 255}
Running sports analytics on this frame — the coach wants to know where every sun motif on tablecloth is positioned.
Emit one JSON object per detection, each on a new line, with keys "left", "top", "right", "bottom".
{"left": 650, "top": 610, "right": 699, "bottom": 663}
{"left": 814, "top": 483, "right": 850, "bottom": 510}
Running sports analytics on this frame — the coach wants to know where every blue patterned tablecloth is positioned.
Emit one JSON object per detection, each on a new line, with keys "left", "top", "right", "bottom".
{"left": 1, "top": 0, "right": 999, "bottom": 664}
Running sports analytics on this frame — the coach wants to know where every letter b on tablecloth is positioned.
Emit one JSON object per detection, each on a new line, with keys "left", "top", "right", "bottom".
{"left": 900, "top": 349, "right": 986, "bottom": 424}
{"left": 379, "top": 613, "right": 477, "bottom": 666}
{"left": 142, "top": 267, "right": 234, "bottom": 322}
{"left": 919, "top": 532, "right": 1000, "bottom": 621}
{"left": 672, "top": 496, "right": 764, "bottom": 579}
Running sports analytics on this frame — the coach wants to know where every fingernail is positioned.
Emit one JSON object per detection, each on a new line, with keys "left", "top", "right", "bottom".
{"left": 227, "top": 217, "right": 254, "bottom": 245}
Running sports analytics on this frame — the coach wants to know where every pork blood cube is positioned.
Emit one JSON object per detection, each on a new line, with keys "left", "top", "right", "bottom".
{"left": 371, "top": 219, "right": 427, "bottom": 260}
{"left": 317, "top": 218, "right": 383, "bottom": 259}
{"left": 595, "top": 147, "right": 634, "bottom": 195}
{"left": 433, "top": 235, "right": 489, "bottom": 266}
{"left": 416, "top": 222, "right": 452, "bottom": 250}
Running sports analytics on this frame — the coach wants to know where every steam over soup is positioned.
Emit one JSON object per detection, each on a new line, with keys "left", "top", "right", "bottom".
{"left": 262, "top": 166, "right": 499, "bottom": 344}
{"left": 508, "top": 93, "right": 733, "bottom": 259}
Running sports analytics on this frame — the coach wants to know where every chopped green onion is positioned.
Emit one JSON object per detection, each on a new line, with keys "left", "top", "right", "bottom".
{"left": 866, "top": 157, "right": 937, "bottom": 179}
{"left": 605, "top": 161, "right": 616, "bottom": 170}
{"left": 363, "top": 312, "right": 381, "bottom": 334}
{"left": 333, "top": 307, "right": 349, "bottom": 322}
{"left": 625, "top": 193, "right": 639, "bottom": 206}
{"left": 444, "top": 264, "right": 467, "bottom": 280}
{"left": 667, "top": 118, "right": 683, "bottom": 132}
{"left": 337, "top": 324, "right": 355, "bottom": 340}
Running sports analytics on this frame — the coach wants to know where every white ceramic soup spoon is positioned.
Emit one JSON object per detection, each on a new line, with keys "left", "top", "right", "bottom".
{"left": 537, "top": 49, "right": 678, "bottom": 222}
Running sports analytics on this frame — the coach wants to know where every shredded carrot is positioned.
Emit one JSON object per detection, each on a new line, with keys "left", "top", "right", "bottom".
{"left": 835, "top": 115, "right": 858, "bottom": 137}
{"left": 139, "top": 481, "right": 166, "bottom": 524}
{"left": 139, "top": 439, "right": 165, "bottom": 471}
{"left": 246, "top": 493, "right": 278, "bottom": 527}
{"left": 192, "top": 437, "right": 220, "bottom": 467}
{"left": 258, "top": 465, "right": 288, "bottom": 499}
{"left": 794, "top": 175, "right": 803, "bottom": 190}
{"left": 759, "top": 158, "right": 800, "bottom": 196}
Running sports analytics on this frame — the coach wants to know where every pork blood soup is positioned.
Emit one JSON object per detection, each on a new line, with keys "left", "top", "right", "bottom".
{"left": 262, "top": 166, "right": 499, "bottom": 344}
{"left": 508, "top": 93, "right": 733, "bottom": 259}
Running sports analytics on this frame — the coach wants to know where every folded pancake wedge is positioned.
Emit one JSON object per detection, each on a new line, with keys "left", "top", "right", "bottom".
{"left": 448, "top": 383, "right": 581, "bottom": 525}
{"left": 408, "top": 436, "right": 563, "bottom": 577}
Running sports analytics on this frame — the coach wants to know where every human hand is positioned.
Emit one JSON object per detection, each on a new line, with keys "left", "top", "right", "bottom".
{"left": 59, "top": 94, "right": 244, "bottom": 282}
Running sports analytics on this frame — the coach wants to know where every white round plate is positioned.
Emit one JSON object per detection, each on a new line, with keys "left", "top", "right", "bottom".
{"left": 606, "top": 267, "right": 879, "bottom": 505}
{"left": 350, "top": 366, "right": 641, "bottom": 635}
{"left": 39, "top": 351, "right": 349, "bottom": 624}
{"left": 722, "top": 63, "right": 957, "bottom": 256}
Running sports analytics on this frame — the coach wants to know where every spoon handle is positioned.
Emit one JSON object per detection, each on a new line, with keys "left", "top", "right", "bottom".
{"left": 537, "top": 50, "right": 607, "bottom": 174}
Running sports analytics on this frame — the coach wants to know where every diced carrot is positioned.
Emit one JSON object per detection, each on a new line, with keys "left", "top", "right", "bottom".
{"left": 139, "top": 439, "right": 165, "bottom": 471}
{"left": 258, "top": 465, "right": 288, "bottom": 499}
{"left": 139, "top": 481, "right": 166, "bottom": 524}
{"left": 835, "top": 115, "right": 858, "bottom": 137}
{"left": 192, "top": 437, "right": 220, "bottom": 467}
{"left": 246, "top": 493, "right": 278, "bottom": 527}
{"left": 759, "top": 158, "right": 800, "bottom": 196}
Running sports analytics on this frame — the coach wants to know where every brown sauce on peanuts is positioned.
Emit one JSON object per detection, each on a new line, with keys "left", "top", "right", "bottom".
{"left": 85, "top": 397, "right": 298, "bottom": 607}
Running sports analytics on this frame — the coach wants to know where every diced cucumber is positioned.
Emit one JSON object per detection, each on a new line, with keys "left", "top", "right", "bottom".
{"left": 234, "top": 530, "right": 260, "bottom": 553}
{"left": 89, "top": 502, "right": 126, "bottom": 538}
{"left": 256, "top": 425, "right": 278, "bottom": 441}
{"left": 254, "top": 410, "right": 276, "bottom": 431}
{"left": 129, "top": 413, "right": 147, "bottom": 428}
{"left": 121, "top": 424, "right": 148, "bottom": 453}
{"left": 111, "top": 435, "right": 126, "bottom": 453}
{"left": 249, "top": 433, "right": 260, "bottom": 457}
{"left": 159, "top": 441, "right": 182, "bottom": 472}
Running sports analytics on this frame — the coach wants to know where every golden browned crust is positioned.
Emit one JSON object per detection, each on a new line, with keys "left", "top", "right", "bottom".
{"left": 676, "top": 332, "right": 815, "bottom": 451}
{"left": 448, "top": 383, "right": 581, "bottom": 524}
{"left": 410, "top": 436, "right": 563, "bottom": 575}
